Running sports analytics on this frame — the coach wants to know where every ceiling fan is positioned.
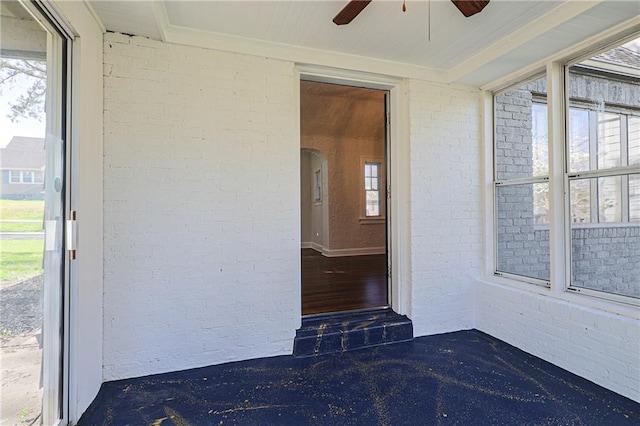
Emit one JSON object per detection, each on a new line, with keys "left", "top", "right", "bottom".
{"left": 333, "top": 0, "right": 490, "bottom": 25}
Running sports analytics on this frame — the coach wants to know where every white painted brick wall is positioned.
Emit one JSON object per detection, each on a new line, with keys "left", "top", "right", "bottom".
{"left": 100, "top": 33, "right": 638, "bottom": 405}
{"left": 103, "top": 33, "right": 299, "bottom": 380}
{"left": 407, "top": 80, "right": 483, "bottom": 336}
{"left": 476, "top": 281, "right": 640, "bottom": 402}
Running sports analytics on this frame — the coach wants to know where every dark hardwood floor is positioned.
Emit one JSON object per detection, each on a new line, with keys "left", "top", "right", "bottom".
{"left": 301, "top": 249, "right": 388, "bottom": 316}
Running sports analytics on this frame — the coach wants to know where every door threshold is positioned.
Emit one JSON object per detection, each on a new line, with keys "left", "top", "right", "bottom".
{"left": 302, "top": 305, "right": 390, "bottom": 319}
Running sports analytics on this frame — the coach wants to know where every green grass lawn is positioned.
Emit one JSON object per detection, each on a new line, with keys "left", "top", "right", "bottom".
{"left": 0, "top": 199, "right": 44, "bottom": 232}
{"left": 0, "top": 239, "right": 44, "bottom": 282}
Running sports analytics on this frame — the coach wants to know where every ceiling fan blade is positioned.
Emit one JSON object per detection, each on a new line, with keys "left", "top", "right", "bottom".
{"left": 451, "top": 0, "right": 490, "bottom": 17}
{"left": 333, "top": 0, "right": 373, "bottom": 26}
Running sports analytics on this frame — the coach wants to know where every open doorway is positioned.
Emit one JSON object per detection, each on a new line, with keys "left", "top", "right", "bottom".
{"left": 300, "top": 81, "right": 389, "bottom": 316}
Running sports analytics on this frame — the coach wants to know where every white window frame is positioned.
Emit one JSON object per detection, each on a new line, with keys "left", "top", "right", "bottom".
{"left": 563, "top": 60, "right": 640, "bottom": 303}
{"left": 22, "top": 170, "right": 34, "bottom": 183}
{"left": 360, "top": 156, "right": 385, "bottom": 222}
{"left": 9, "top": 170, "right": 21, "bottom": 183}
{"left": 492, "top": 73, "right": 551, "bottom": 288}
{"left": 365, "top": 162, "right": 381, "bottom": 217}
{"left": 7, "top": 170, "right": 44, "bottom": 184}
{"left": 566, "top": 106, "right": 640, "bottom": 225}
{"left": 483, "top": 31, "right": 640, "bottom": 312}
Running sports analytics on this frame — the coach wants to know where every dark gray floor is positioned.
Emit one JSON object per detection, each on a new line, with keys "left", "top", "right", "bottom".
{"left": 79, "top": 330, "right": 639, "bottom": 425}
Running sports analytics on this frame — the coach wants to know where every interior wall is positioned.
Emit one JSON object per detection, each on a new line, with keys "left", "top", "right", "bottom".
{"left": 300, "top": 150, "right": 312, "bottom": 245}
{"left": 300, "top": 81, "right": 386, "bottom": 254}
{"left": 102, "top": 33, "right": 300, "bottom": 381}
{"left": 53, "top": 0, "right": 105, "bottom": 422}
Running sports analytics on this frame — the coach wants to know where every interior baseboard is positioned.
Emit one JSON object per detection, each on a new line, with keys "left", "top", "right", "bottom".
{"left": 322, "top": 247, "right": 386, "bottom": 257}
{"left": 301, "top": 243, "right": 385, "bottom": 257}
{"left": 301, "top": 242, "right": 325, "bottom": 253}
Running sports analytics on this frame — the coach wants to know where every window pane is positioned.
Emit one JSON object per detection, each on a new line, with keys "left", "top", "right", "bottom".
{"left": 372, "top": 177, "right": 378, "bottom": 190}
{"left": 569, "top": 175, "right": 628, "bottom": 225}
{"left": 630, "top": 116, "right": 640, "bottom": 166}
{"left": 496, "top": 183, "right": 550, "bottom": 281}
{"left": 597, "top": 113, "right": 621, "bottom": 169}
{"left": 314, "top": 170, "right": 321, "bottom": 202}
{"left": 570, "top": 184, "right": 639, "bottom": 299}
{"left": 10, "top": 171, "right": 20, "bottom": 183}
{"left": 371, "top": 164, "right": 378, "bottom": 178}
{"left": 630, "top": 174, "right": 640, "bottom": 222}
{"left": 366, "top": 190, "right": 379, "bottom": 217}
{"left": 495, "top": 76, "right": 548, "bottom": 180}
{"left": 365, "top": 164, "right": 371, "bottom": 176}
{"left": 365, "top": 177, "right": 371, "bottom": 190}
{"left": 533, "top": 182, "right": 549, "bottom": 224}
{"left": 22, "top": 171, "right": 34, "bottom": 183}
{"left": 532, "top": 104, "right": 548, "bottom": 176}
{"left": 569, "top": 108, "right": 590, "bottom": 173}
{"left": 569, "top": 180, "right": 591, "bottom": 223}
{"left": 598, "top": 176, "right": 622, "bottom": 223}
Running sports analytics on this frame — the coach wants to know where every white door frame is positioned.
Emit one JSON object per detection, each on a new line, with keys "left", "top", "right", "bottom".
{"left": 296, "top": 65, "right": 411, "bottom": 316}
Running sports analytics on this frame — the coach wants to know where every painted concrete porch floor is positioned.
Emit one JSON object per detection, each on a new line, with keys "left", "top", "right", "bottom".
{"left": 79, "top": 330, "right": 639, "bottom": 425}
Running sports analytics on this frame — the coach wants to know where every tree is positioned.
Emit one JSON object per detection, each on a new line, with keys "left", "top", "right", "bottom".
{"left": 0, "top": 58, "right": 46, "bottom": 122}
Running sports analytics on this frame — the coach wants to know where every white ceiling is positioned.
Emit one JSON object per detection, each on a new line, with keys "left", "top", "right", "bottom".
{"left": 88, "top": 1, "right": 640, "bottom": 87}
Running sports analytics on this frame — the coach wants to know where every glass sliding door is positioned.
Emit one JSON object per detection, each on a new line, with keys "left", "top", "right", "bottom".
{"left": 0, "top": 1, "right": 69, "bottom": 424}
{"left": 42, "top": 30, "right": 67, "bottom": 425}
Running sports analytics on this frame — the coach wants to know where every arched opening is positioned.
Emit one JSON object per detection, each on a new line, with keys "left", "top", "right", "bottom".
{"left": 300, "top": 148, "right": 329, "bottom": 253}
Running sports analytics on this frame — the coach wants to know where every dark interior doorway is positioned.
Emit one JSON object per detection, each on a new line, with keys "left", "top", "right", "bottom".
{"left": 301, "top": 249, "right": 387, "bottom": 315}
{"left": 299, "top": 80, "right": 389, "bottom": 316}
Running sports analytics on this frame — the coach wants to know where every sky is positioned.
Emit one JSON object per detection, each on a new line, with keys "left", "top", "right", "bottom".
{"left": 0, "top": 73, "right": 45, "bottom": 148}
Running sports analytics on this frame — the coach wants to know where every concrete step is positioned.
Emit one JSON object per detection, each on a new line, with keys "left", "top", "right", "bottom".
{"left": 293, "top": 308, "right": 413, "bottom": 357}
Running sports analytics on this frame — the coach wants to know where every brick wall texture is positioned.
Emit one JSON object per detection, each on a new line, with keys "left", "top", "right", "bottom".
{"left": 103, "top": 33, "right": 300, "bottom": 380}
{"left": 101, "top": 32, "right": 638, "bottom": 401}
{"left": 571, "top": 226, "right": 640, "bottom": 298}
{"left": 476, "top": 281, "right": 640, "bottom": 402}
{"left": 408, "top": 80, "right": 482, "bottom": 336}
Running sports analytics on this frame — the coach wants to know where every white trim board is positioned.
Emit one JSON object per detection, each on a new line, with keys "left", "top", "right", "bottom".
{"left": 301, "top": 243, "right": 386, "bottom": 257}
{"left": 448, "top": 1, "right": 602, "bottom": 83}
{"left": 322, "top": 247, "right": 386, "bottom": 257}
{"left": 145, "top": 0, "right": 625, "bottom": 87}
{"left": 150, "top": 1, "right": 444, "bottom": 83}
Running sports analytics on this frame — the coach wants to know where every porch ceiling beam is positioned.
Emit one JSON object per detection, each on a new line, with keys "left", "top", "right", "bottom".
{"left": 446, "top": 0, "right": 603, "bottom": 84}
